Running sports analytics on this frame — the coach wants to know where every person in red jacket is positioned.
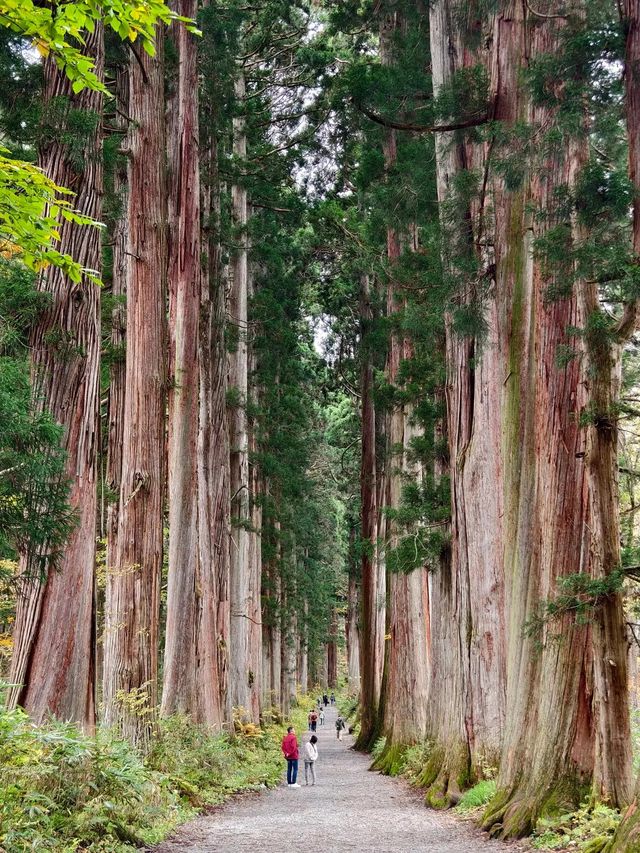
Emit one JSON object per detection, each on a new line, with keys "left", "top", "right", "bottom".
{"left": 281, "top": 726, "right": 300, "bottom": 787}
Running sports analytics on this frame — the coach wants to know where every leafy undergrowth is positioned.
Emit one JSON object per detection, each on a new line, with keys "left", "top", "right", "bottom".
{"left": 371, "top": 736, "right": 387, "bottom": 762}
{"left": 401, "top": 741, "right": 432, "bottom": 785}
{"left": 531, "top": 803, "right": 621, "bottom": 852}
{"left": 0, "top": 697, "right": 297, "bottom": 853}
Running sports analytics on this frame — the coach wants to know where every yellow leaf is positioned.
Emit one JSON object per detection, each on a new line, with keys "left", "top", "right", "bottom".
{"left": 33, "top": 38, "right": 50, "bottom": 58}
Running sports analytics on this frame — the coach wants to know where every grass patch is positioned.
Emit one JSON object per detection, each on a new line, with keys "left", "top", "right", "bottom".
{"left": 455, "top": 780, "right": 496, "bottom": 813}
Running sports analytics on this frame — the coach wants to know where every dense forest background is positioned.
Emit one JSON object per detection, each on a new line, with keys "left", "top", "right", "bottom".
{"left": 5, "top": 0, "right": 640, "bottom": 851}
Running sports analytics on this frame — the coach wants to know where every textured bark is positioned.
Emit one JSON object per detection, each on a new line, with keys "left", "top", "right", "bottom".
{"left": 268, "top": 519, "right": 283, "bottom": 709}
{"left": 102, "top": 31, "right": 167, "bottom": 750}
{"left": 603, "top": 7, "right": 640, "bottom": 843}
{"left": 8, "top": 29, "right": 103, "bottom": 731}
{"left": 162, "top": 0, "right": 227, "bottom": 727}
{"left": 298, "top": 597, "right": 309, "bottom": 694}
{"left": 425, "top": 0, "right": 505, "bottom": 803}
{"left": 346, "top": 571, "right": 361, "bottom": 694}
{"left": 104, "top": 61, "right": 129, "bottom": 703}
{"left": 375, "top": 8, "right": 431, "bottom": 766}
{"left": 228, "top": 68, "right": 256, "bottom": 719}
{"left": 355, "top": 274, "right": 383, "bottom": 749}
{"left": 318, "top": 644, "right": 329, "bottom": 689}
{"left": 484, "top": 4, "right": 595, "bottom": 835}
{"left": 162, "top": 0, "right": 202, "bottom": 719}
{"left": 580, "top": 0, "right": 639, "bottom": 808}
{"left": 247, "top": 268, "right": 263, "bottom": 720}
{"left": 327, "top": 607, "right": 338, "bottom": 690}
{"left": 200, "top": 70, "right": 232, "bottom": 725}
{"left": 281, "top": 600, "right": 297, "bottom": 715}
{"left": 270, "top": 571, "right": 282, "bottom": 709}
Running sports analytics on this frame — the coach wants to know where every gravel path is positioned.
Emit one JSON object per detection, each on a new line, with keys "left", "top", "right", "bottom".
{"left": 153, "top": 706, "right": 524, "bottom": 852}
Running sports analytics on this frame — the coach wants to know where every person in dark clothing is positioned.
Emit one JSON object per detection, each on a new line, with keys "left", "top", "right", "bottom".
{"left": 323, "top": 693, "right": 328, "bottom": 706}
{"left": 281, "top": 726, "right": 300, "bottom": 787}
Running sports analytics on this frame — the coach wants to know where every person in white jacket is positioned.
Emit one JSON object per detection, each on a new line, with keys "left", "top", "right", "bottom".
{"left": 304, "top": 735, "right": 318, "bottom": 786}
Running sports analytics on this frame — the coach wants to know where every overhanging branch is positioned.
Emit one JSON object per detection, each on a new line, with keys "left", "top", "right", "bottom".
{"left": 353, "top": 99, "right": 488, "bottom": 134}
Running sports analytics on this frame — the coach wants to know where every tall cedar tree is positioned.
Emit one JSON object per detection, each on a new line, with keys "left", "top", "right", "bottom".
{"left": 8, "top": 28, "right": 103, "bottom": 731}
{"left": 102, "top": 29, "right": 167, "bottom": 751}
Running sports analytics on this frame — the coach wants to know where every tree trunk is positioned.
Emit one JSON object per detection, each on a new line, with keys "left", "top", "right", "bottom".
{"left": 327, "top": 607, "right": 338, "bottom": 690}
{"left": 374, "top": 8, "right": 431, "bottom": 773}
{"left": 228, "top": 67, "right": 255, "bottom": 719}
{"left": 104, "top": 60, "right": 129, "bottom": 712}
{"left": 299, "top": 597, "right": 309, "bottom": 693}
{"left": 425, "top": 0, "right": 505, "bottom": 805}
{"left": 8, "top": 28, "right": 103, "bottom": 731}
{"left": 200, "top": 53, "right": 232, "bottom": 725}
{"left": 270, "top": 519, "right": 283, "bottom": 709}
{"left": 600, "top": 5, "right": 640, "bottom": 844}
{"left": 102, "top": 30, "right": 167, "bottom": 750}
{"left": 355, "top": 273, "right": 383, "bottom": 748}
{"left": 483, "top": 4, "right": 596, "bottom": 835}
{"left": 346, "top": 570, "right": 361, "bottom": 694}
{"left": 162, "top": 0, "right": 209, "bottom": 723}
{"left": 247, "top": 266, "right": 263, "bottom": 721}
{"left": 281, "top": 601, "right": 297, "bottom": 715}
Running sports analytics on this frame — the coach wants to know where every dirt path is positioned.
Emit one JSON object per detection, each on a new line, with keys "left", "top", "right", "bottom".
{"left": 154, "top": 706, "right": 523, "bottom": 852}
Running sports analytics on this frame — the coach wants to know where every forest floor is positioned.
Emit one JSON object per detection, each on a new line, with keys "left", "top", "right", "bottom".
{"left": 152, "top": 706, "right": 527, "bottom": 852}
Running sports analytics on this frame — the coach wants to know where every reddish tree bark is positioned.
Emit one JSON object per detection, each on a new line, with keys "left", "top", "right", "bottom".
{"left": 228, "top": 68, "right": 258, "bottom": 720}
{"left": 600, "top": 5, "right": 640, "bottom": 844}
{"left": 346, "top": 567, "right": 361, "bottom": 694}
{"left": 484, "top": 3, "right": 597, "bottom": 835}
{"left": 104, "top": 60, "right": 129, "bottom": 701}
{"left": 200, "top": 67, "right": 232, "bottom": 725}
{"left": 162, "top": 0, "right": 227, "bottom": 727}
{"left": 327, "top": 607, "right": 338, "bottom": 690}
{"left": 355, "top": 273, "right": 384, "bottom": 749}
{"left": 102, "top": 30, "right": 167, "bottom": 750}
{"left": 8, "top": 28, "right": 103, "bottom": 731}
{"left": 374, "top": 8, "right": 431, "bottom": 771}
{"left": 424, "top": 0, "right": 505, "bottom": 804}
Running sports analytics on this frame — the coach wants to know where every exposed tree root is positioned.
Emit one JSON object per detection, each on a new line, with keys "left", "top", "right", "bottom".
{"left": 482, "top": 777, "right": 588, "bottom": 840}
{"left": 415, "top": 740, "right": 473, "bottom": 808}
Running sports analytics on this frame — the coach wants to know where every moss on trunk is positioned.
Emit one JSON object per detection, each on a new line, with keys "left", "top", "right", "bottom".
{"left": 607, "top": 801, "right": 640, "bottom": 852}
{"left": 411, "top": 740, "right": 473, "bottom": 808}
{"left": 483, "top": 775, "right": 589, "bottom": 839}
{"left": 371, "top": 741, "right": 407, "bottom": 776}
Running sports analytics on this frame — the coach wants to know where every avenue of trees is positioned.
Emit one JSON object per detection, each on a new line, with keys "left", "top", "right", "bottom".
{"left": 4, "top": 0, "right": 640, "bottom": 849}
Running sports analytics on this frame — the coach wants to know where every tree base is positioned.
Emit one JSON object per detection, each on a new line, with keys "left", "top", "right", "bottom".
{"left": 371, "top": 741, "right": 407, "bottom": 776}
{"left": 415, "top": 740, "right": 472, "bottom": 808}
{"left": 482, "top": 776, "right": 587, "bottom": 839}
{"left": 354, "top": 717, "right": 382, "bottom": 753}
{"left": 607, "top": 801, "right": 640, "bottom": 852}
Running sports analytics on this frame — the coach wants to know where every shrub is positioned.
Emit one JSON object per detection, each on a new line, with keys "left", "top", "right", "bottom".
{"left": 401, "top": 741, "right": 433, "bottom": 786}
{"left": 0, "top": 692, "right": 290, "bottom": 852}
{"left": 371, "top": 736, "right": 387, "bottom": 761}
{"left": 532, "top": 802, "right": 621, "bottom": 851}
